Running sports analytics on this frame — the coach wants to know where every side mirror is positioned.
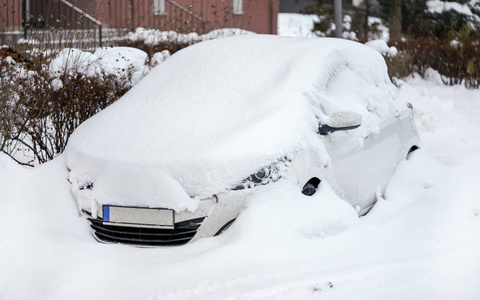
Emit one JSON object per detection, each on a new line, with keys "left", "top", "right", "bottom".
{"left": 318, "top": 111, "right": 362, "bottom": 135}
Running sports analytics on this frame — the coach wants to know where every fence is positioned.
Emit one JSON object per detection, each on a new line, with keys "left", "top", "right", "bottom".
{"left": 1, "top": 0, "right": 102, "bottom": 48}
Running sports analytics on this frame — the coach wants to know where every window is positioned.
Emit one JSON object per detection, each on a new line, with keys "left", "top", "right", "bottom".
{"left": 153, "top": 0, "right": 166, "bottom": 15}
{"left": 233, "top": 0, "right": 243, "bottom": 15}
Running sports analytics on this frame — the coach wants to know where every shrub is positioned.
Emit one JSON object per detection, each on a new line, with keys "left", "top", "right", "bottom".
{"left": 0, "top": 52, "right": 129, "bottom": 165}
{"left": 0, "top": 74, "right": 17, "bottom": 153}
{"left": 385, "top": 52, "right": 413, "bottom": 80}
{"left": 118, "top": 39, "right": 189, "bottom": 59}
{"left": 394, "top": 38, "right": 480, "bottom": 88}
{"left": 18, "top": 72, "right": 128, "bottom": 163}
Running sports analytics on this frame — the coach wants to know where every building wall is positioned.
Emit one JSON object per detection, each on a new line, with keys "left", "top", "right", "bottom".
{"left": 0, "top": 0, "right": 23, "bottom": 32}
{"left": 0, "top": 0, "right": 279, "bottom": 35}
{"left": 96, "top": 0, "right": 279, "bottom": 34}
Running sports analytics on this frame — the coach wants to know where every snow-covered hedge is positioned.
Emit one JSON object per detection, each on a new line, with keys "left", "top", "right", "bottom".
{"left": 0, "top": 46, "right": 170, "bottom": 165}
{"left": 394, "top": 38, "right": 480, "bottom": 88}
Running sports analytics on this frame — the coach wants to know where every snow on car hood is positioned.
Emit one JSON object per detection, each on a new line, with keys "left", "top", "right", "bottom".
{"left": 66, "top": 35, "right": 403, "bottom": 211}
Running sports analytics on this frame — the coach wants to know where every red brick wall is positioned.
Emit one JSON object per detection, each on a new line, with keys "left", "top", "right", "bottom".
{"left": 0, "top": 0, "right": 23, "bottom": 32}
{"left": 0, "top": 0, "right": 279, "bottom": 35}
{"left": 95, "top": 0, "right": 279, "bottom": 34}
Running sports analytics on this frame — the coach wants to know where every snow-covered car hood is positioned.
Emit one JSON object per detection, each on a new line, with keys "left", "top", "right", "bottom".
{"left": 66, "top": 35, "right": 403, "bottom": 211}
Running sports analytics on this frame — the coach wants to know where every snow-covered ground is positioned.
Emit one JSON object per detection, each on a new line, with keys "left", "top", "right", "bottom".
{"left": 1, "top": 14, "right": 479, "bottom": 299}
{"left": 1, "top": 65, "right": 479, "bottom": 299}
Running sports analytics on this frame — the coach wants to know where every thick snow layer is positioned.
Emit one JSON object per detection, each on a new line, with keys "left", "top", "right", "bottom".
{"left": 1, "top": 73, "right": 480, "bottom": 299}
{"left": 231, "top": 180, "right": 359, "bottom": 244}
{"left": 0, "top": 152, "right": 16, "bottom": 168}
{"left": 94, "top": 165, "right": 199, "bottom": 212}
{"left": 66, "top": 35, "right": 401, "bottom": 211}
{"left": 125, "top": 27, "right": 255, "bottom": 45}
{"left": 365, "top": 39, "right": 398, "bottom": 57}
{"left": 151, "top": 49, "right": 170, "bottom": 65}
{"left": 49, "top": 48, "right": 100, "bottom": 77}
{"left": 277, "top": 13, "right": 320, "bottom": 37}
{"left": 397, "top": 69, "right": 480, "bottom": 165}
{"left": 48, "top": 46, "right": 159, "bottom": 87}
{"left": 93, "top": 47, "right": 148, "bottom": 80}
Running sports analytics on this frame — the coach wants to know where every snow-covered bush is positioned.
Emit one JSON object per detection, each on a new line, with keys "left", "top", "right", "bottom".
{"left": 394, "top": 38, "right": 480, "bottom": 88}
{"left": 364, "top": 39, "right": 412, "bottom": 81}
{"left": 1, "top": 45, "right": 172, "bottom": 165}
{"left": 48, "top": 47, "right": 155, "bottom": 88}
{"left": 0, "top": 61, "right": 129, "bottom": 164}
{"left": 384, "top": 52, "right": 413, "bottom": 81}
{"left": 0, "top": 75, "right": 17, "bottom": 154}
{"left": 0, "top": 52, "right": 29, "bottom": 163}
{"left": 366, "top": 37, "right": 480, "bottom": 88}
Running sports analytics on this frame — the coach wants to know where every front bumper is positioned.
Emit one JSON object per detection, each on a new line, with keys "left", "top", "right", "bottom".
{"left": 81, "top": 191, "right": 249, "bottom": 246}
{"left": 85, "top": 209, "right": 205, "bottom": 246}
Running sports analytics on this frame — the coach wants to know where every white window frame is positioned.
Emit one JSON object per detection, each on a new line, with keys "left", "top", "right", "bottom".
{"left": 233, "top": 0, "right": 243, "bottom": 15}
{"left": 153, "top": 0, "right": 166, "bottom": 15}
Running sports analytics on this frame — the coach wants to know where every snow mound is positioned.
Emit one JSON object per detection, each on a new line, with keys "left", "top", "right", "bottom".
{"left": 93, "top": 47, "right": 148, "bottom": 80}
{"left": 0, "top": 153, "right": 18, "bottom": 169}
{"left": 66, "top": 35, "right": 402, "bottom": 210}
{"left": 277, "top": 13, "right": 320, "bottom": 38}
{"left": 49, "top": 48, "right": 100, "bottom": 77}
{"left": 365, "top": 39, "right": 398, "bottom": 57}
{"left": 227, "top": 180, "right": 358, "bottom": 244}
{"left": 94, "top": 165, "right": 198, "bottom": 212}
{"left": 151, "top": 50, "right": 171, "bottom": 66}
{"left": 47, "top": 47, "right": 165, "bottom": 87}
{"left": 126, "top": 27, "right": 255, "bottom": 45}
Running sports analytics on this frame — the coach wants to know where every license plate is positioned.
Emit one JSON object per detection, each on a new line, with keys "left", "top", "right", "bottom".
{"left": 103, "top": 205, "right": 174, "bottom": 228}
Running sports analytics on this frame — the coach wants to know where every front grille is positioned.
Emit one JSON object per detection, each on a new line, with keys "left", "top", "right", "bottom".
{"left": 87, "top": 216, "right": 205, "bottom": 246}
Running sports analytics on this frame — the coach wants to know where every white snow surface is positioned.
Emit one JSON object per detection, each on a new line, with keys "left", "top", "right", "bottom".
{"left": 48, "top": 46, "right": 160, "bottom": 87}
{"left": 93, "top": 47, "right": 148, "bottom": 80}
{"left": 125, "top": 27, "right": 255, "bottom": 45}
{"left": 65, "top": 35, "right": 401, "bottom": 211}
{"left": 277, "top": 13, "right": 320, "bottom": 38}
{"left": 365, "top": 39, "right": 398, "bottom": 57}
{"left": 49, "top": 48, "right": 100, "bottom": 77}
{"left": 1, "top": 70, "right": 480, "bottom": 299}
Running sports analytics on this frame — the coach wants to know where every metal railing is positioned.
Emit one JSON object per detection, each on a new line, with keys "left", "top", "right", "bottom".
{"left": 24, "top": 0, "right": 102, "bottom": 48}
{"left": 1, "top": 0, "right": 102, "bottom": 48}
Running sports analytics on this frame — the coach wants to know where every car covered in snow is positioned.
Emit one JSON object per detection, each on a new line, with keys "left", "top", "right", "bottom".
{"left": 66, "top": 35, "right": 419, "bottom": 246}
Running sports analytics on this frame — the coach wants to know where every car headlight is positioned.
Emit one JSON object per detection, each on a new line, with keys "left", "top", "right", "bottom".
{"left": 232, "top": 158, "right": 290, "bottom": 190}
